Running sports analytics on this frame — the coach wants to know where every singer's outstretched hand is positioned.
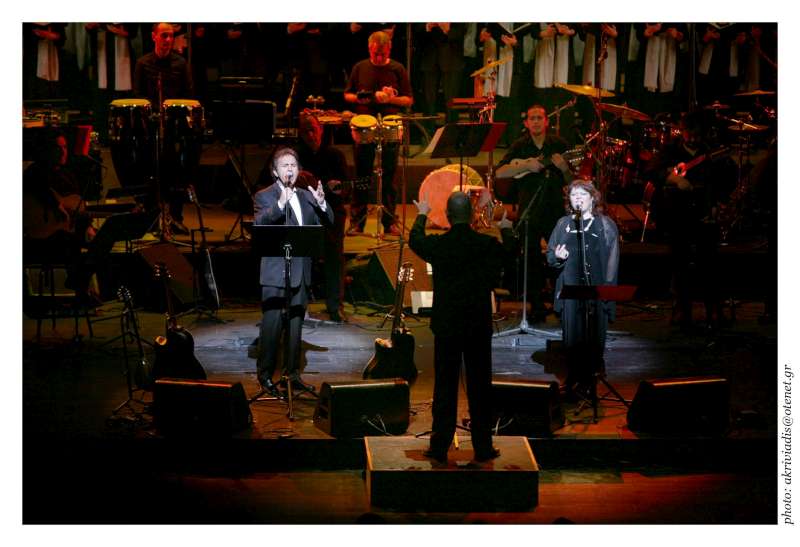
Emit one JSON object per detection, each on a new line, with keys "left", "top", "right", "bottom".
{"left": 312, "top": 180, "right": 327, "bottom": 207}
{"left": 554, "top": 243, "right": 569, "bottom": 260}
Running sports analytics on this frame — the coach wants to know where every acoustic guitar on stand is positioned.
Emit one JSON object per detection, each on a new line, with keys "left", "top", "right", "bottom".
{"left": 363, "top": 261, "right": 418, "bottom": 384}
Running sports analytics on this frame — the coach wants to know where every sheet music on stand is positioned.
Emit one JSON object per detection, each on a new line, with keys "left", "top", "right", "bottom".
{"left": 422, "top": 122, "right": 504, "bottom": 159}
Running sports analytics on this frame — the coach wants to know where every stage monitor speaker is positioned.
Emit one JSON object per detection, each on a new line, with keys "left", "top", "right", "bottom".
{"left": 492, "top": 380, "right": 565, "bottom": 436}
{"left": 138, "top": 242, "right": 194, "bottom": 306}
{"left": 367, "top": 248, "right": 432, "bottom": 307}
{"left": 313, "top": 379, "right": 410, "bottom": 438}
{"left": 627, "top": 376, "right": 730, "bottom": 434}
{"left": 153, "top": 378, "right": 253, "bottom": 436}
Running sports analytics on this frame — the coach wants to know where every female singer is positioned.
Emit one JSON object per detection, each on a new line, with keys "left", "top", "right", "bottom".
{"left": 546, "top": 180, "right": 619, "bottom": 395}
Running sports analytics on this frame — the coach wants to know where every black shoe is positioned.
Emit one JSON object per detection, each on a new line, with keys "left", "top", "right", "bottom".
{"left": 473, "top": 447, "right": 500, "bottom": 462}
{"left": 328, "top": 309, "right": 343, "bottom": 323}
{"left": 280, "top": 377, "right": 315, "bottom": 393}
{"left": 258, "top": 378, "right": 281, "bottom": 397}
{"left": 422, "top": 448, "right": 448, "bottom": 464}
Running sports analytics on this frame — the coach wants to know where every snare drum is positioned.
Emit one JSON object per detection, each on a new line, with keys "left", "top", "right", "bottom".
{"left": 350, "top": 114, "right": 378, "bottom": 144}
{"left": 108, "top": 98, "right": 152, "bottom": 188}
{"left": 418, "top": 165, "right": 483, "bottom": 229}
{"left": 380, "top": 115, "right": 404, "bottom": 143}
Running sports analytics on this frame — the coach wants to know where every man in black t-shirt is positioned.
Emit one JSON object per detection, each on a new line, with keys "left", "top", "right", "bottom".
{"left": 496, "top": 104, "right": 574, "bottom": 322}
{"left": 344, "top": 31, "right": 413, "bottom": 236}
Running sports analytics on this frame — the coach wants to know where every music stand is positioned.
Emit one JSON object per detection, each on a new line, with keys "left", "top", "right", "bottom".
{"left": 559, "top": 283, "right": 637, "bottom": 423}
{"left": 250, "top": 224, "right": 324, "bottom": 420}
{"left": 428, "top": 123, "right": 499, "bottom": 191}
{"left": 212, "top": 84, "right": 276, "bottom": 243}
{"left": 91, "top": 211, "right": 162, "bottom": 347}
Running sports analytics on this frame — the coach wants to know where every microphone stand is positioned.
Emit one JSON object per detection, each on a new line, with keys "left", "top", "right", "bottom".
{"left": 493, "top": 183, "right": 555, "bottom": 343}
{"left": 570, "top": 207, "right": 628, "bottom": 422}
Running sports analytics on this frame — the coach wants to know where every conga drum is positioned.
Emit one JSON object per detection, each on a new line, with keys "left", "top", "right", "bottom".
{"left": 108, "top": 98, "right": 152, "bottom": 188}
{"left": 162, "top": 99, "right": 205, "bottom": 183}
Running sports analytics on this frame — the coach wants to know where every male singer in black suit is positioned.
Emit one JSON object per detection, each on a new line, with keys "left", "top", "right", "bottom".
{"left": 253, "top": 147, "right": 333, "bottom": 396}
{"left": 409, "top": 192, "right": 515, "bottom": 464}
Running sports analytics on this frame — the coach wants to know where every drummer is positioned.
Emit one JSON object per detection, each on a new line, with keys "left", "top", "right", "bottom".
{"left": 495, "top": 104, "right": 574, "bottom": 323}
{"left": 344, "top": 30, "right": 413, "bottom": 236}
{"left": 133, "top": 22, "right": 194, "bottom": 235}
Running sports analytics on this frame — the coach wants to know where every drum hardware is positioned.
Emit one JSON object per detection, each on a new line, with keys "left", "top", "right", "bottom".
{"left": 703, "top": 101, "right": 730, "bottom": 111}
{"left": 306, "top": 95, "right": 325, "bottom": 109}
{"left": 597, "top": 102, "right": 651, "bottom": 122}
{"left": 469, "top": 55, "right": 512, "bottom": 78}
{"left": 557, "top": 83, "right": 615, "bottom": 98}
{"left": 548, "top": 97, "right": 578, "bottom": 138}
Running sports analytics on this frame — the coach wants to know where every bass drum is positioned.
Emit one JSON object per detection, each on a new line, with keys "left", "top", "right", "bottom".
{"left": 108, "top": 98, "right": 152, "bottom": 188}
{"left": 418, "top": 164, "right": 484, "bottom": 229}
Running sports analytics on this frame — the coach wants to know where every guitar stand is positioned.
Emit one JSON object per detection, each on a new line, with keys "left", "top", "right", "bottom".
{"left": 175, "top": 228, "right": 226, "bottom": 324}
{"left": 109, "top": 299, "right": 150, "bottom": 423}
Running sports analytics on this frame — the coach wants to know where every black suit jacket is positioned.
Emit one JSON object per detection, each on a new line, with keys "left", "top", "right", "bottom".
{"left": 409, "top": 216, "right": 516, "bottom": 337}
{"left": 253, "top": 183, "right": 334, "bottom": 289}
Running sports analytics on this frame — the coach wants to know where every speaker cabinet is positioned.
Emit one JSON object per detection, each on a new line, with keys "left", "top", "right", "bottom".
{"left": 313, "top": 379, "right": 410, "bottom": 438}
{"left": 492, "top": 380, "right": 565, "bottom": 436}
{"left": 153, "top": 378, "right": 253, "bottom": 436}
{"left": 627, "top": 376, "right": 730, "bottom": 434}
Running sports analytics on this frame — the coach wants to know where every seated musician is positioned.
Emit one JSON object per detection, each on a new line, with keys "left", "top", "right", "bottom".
{"left": 23, "top": 128, "right": 98, "bottom": 298}
{"left": 295, "top": 112, "right": 349, "bottom": 322}
{"left": 495, "top": 104, "right": 574, "bottom": 323}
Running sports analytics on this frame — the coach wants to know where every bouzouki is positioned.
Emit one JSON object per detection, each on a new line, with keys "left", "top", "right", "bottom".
{"left": 187, "top": 185, "right": 221, "bottom": 311}
{"left": 363, "top": 261, "right": 418, "bottom": 384}
{"left": 152, "top": 263, "right": 207, "bottom": 381}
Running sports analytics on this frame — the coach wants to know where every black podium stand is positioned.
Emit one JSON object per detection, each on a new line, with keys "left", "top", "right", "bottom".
{"left": 559, "top": 284, "right": 636, "bottom": 422}
{"left": 428, "top": 123, "right": 504, "bottom": 191}
{"left": 250, "top": 224, "right": 324, "bottom": 419}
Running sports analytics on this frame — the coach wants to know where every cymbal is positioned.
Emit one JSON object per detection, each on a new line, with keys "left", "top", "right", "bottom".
{"left": 470, "top": 56, "right": 512, "bottom": 78}
{"left": 558, "top": 84, "right": 615, "bottom": 98}
{"left": 734, "top": 89, "right": 776, "bottom": 97}
{"left": 727, "top": 123, "right": 768, "bottom": 132}
{"left": 704, "top": 101, "right": 730, "bottom": 110}
{"left": 598, "top": 102, "right": 650, "bottom": 121}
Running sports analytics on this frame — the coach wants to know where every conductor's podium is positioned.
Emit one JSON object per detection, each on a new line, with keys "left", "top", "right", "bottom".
{"left": 365, "top": 436, "right": 539, "bottom": 512}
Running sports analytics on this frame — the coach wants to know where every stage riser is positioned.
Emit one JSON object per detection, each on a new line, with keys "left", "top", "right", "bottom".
{"left": 365, "top": 436, "right": 539, "bottom": 512}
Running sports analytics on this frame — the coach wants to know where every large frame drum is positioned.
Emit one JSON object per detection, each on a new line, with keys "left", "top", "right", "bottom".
{"left": 108, "top": 98, "right": 152, "bottom": 188}
{"left": 418, "top": 164, "right": 484, "bottom": 229}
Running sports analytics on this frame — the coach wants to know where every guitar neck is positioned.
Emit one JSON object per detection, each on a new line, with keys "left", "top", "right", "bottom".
{"left": 391, "top": 280, "right": 406, "bottom": 331}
